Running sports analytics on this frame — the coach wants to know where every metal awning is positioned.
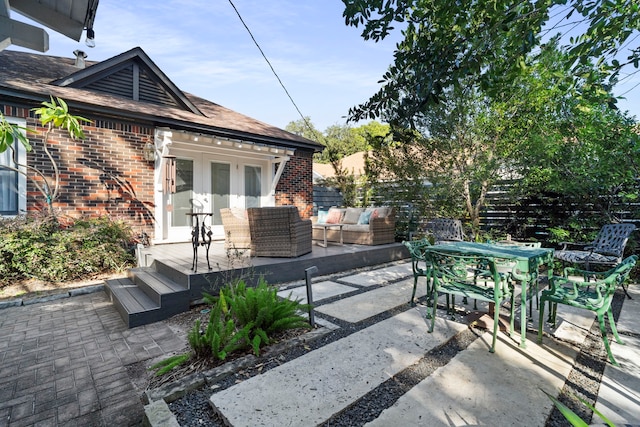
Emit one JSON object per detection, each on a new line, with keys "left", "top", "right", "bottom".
{"left": 1, "top": 0, "right": 99, "bottom": 52}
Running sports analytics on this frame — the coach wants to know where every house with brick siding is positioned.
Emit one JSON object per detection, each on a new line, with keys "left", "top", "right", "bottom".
{"left": 0, "top": 47, "right": 322, "bottom": 244}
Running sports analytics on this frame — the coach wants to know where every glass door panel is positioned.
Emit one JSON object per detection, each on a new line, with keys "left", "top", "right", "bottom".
{"left": 244, "top": 165, "right": 262, "bottom": 209}
{"left": 162, "top": 149, "right": 271, "bottom": 242}
{"left": 171, "top": 158, "right": 194, "bottom": 227}
{"left": 211, "top": 162, "right": 231, "bottom": 226}
{"left": 0, "top": 149, "right": 18, "bottom": 214}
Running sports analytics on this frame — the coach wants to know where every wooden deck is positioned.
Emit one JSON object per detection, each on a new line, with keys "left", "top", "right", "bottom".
{"left": 139, "top": 241, "right": 410, "bottom": 297}
{"left": 106, "top": 241, "right": 409, "bottom": 328}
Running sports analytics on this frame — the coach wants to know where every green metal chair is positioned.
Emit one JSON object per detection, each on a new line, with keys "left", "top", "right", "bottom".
{"left": 537, "top": 255, "right": 638, "bottom": 366}
{"left": 494, "top": 239, "right": 543, "bottom": 317}
{"left": 427, "top": 250, "right": 516, "bottom": 353}
{"left": 403, "top": 238, "right": 432, "bottom": 305}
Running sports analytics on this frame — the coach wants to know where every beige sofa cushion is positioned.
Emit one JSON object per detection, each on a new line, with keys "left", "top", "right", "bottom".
{"left": 343, "top": 207, "right": 364, "bottom": 224}
{"left": 342, "top": 224, "right": 370, "bottom": 232}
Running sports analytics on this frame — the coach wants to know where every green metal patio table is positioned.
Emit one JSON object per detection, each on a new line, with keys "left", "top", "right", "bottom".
{"left": 425, "top": 241, "right": 554, "bottom": 348}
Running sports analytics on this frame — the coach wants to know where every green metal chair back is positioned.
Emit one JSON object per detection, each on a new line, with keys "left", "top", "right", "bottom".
{"left": 426, "top": 250, "right": 516, "bottom": 353}
{"left": 403, "top": 238, "right": 432, "bottom": 305}
{"left": 538, "top": 255, "right": 638, "bottom": 366}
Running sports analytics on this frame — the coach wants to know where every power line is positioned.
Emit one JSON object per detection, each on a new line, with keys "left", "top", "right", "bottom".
{"left": 227, "top": 0, "right": 325, "bottom": 144}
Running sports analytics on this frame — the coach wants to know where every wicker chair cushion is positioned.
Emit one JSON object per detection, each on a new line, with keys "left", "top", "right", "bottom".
{"left": 342, "top": 224, "right": 370, "bottom": 232}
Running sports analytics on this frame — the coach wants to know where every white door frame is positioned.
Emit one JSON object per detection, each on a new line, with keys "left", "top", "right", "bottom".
{"left": 152, "top": 129, "right": 288, "bottom": 244}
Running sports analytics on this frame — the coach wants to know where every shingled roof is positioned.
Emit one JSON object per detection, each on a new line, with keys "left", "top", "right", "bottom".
{"left": 0, "top": 47, "right": 322, "bottom": 151}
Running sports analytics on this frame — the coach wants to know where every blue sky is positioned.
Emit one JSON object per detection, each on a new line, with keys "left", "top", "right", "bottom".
{"left": 8, "top": 0, "right": 640, "bottom": 131}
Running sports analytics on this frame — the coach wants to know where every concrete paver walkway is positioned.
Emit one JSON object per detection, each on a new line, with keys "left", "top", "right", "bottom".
{"left": 592, "top": 285, "right": 640, "bottom": 426}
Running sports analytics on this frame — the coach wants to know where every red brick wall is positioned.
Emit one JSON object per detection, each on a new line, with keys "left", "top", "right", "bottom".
{"left": 275, "top": 150, "right": 314, "bottom": 218}
{"left": 3, "top": 104, "right": 156, "bottom": 238}
{"left": 3, "top": 103, "right": 316, "bottom": 237}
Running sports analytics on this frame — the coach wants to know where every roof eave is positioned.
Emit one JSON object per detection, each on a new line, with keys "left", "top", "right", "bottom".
{"left": 0, "top": 87, "right": 323, "bottom": 152}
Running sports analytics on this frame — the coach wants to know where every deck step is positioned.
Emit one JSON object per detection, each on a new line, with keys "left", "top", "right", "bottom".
{"left": 129, "top": 267, "right": 190, "bottom": 306}
{"left": 105, "top": 272, "right": 190, "bottom": 328}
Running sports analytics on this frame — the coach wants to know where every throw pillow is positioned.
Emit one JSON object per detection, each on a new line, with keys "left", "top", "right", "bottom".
{"left": 326, "top": 209, "right": 343, "bottom": 224}
{"left": 230, "top": 207, "right": 247, "bottom": 219}
{"left": 357, "top": 210, "right": 372, "bottom": 225}
{"left": 373, "top": 207, "right": 391, "bottom": 218}
{"left": 317, "top": 210, "right": 328, "bottom": 224}
{"left": 343, "top": 208, "right": 363, "bottom": 224}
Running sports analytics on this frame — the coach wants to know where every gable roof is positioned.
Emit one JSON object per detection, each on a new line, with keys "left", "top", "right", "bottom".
{"left": 52, "top": 47, "right": 202, "bottom": 115}
{"left": 0, "top": 47, "right": 322, "bottom": 151}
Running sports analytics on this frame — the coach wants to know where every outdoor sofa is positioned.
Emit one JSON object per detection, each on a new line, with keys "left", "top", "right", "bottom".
{"left": 312, "top": 206, "right": 396, "bottom": 245}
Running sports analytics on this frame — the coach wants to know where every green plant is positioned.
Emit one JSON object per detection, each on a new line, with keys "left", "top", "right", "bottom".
{"left": 0, "top": 215, "right": 135, "bottom": 287}
{"left": 149, "top": 353, "right": 191, "bottom": 376}
{"left": 0, "top": 113, "right": 32, "bottom": 153}
{"left": 223, "top": 278, "right": 312, "bottom": 355}
{"left": 543, "top": 389, "right": 615, "bottom": 427}
{"left": 187, "top": 295, "right": 251, "bottom": 360}
{"left": 151, "top": 278, "right": 311, "bottom": 377}
{"left": 31, "top": 97, "right": 90, "bottom": 218}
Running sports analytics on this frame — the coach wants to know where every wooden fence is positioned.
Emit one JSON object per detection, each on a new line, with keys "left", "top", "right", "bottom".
{"left": 315, "top": 180, "right": 640, "bottom": 242}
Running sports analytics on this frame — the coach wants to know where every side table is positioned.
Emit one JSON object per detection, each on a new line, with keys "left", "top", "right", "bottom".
{"left": 312, "top": 223, "right": 344, "bottom": 247}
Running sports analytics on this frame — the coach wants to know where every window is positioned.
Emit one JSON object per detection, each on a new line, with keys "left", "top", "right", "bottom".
{"left": 0, "top": 118, "right": 27, "bottom": 216}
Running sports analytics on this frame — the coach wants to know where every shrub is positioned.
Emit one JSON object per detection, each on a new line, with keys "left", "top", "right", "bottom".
{"left": 187, "top": 296, "right": 252, "bottom": 360}
{"left": 222, "top": 279, "right": 312, "bottom": 356}
{"left": 0, "top": 215, "right": 136, "bottom": 287}
{"left": 151, "top": 278, "right": 312, "bottom": 376}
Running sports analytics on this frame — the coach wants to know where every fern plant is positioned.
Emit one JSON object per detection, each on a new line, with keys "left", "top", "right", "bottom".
{"left": 149, "top": 353, "right": 191, "bottom": 376}
{"left": 151, "top": 277, "right": 311, "bottom": 376}
{"left": 225, "top": 278, "right": 311, "bottom": 355}
{"left": 188, "top": 294, "right": 251, "bottom": 360}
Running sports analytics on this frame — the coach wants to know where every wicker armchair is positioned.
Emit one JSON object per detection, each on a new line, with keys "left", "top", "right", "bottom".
{"left": 220, "top": 208, "right": 251, "bottom": 251}
{"left": 247, "top": 206, "right": 312, "bottom": 257}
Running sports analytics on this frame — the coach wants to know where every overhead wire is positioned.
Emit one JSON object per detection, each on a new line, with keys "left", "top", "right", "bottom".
{"left": 226, "top": 0, "right": 327, "bottom": 145}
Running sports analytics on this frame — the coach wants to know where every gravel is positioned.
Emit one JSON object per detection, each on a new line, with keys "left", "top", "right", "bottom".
{"left": 153, "top": 277, "right": 628, "bottom": 426}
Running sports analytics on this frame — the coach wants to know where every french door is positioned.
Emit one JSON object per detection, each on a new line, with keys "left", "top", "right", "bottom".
{"left": 165, "top": 152, "right": 267, "bottom": 241}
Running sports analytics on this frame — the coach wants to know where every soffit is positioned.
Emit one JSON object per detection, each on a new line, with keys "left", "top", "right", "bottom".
{"left": 1, "top": 0, "right": 98, "bottom": 52}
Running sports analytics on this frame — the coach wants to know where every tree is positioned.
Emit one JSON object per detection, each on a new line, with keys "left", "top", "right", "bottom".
{"left": 368, "top": 85, "right": 514, "bottom": 236}
{"left": 0, "top": 115, "right": 31, "bottom": 153}
{"left": 341, "top": 0, "right": 639, "bottom": 124}
{"left": 284, "top": 117, "right": 323, "bottom": 143}
{"left": 366, "top": 40, "right": 638, "bottom": 237}
{"left": 0, "top": 97, "right": 89, "bottom": 218}
{"left": 286, "top": 118, "right": 390, "bottom": 206}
